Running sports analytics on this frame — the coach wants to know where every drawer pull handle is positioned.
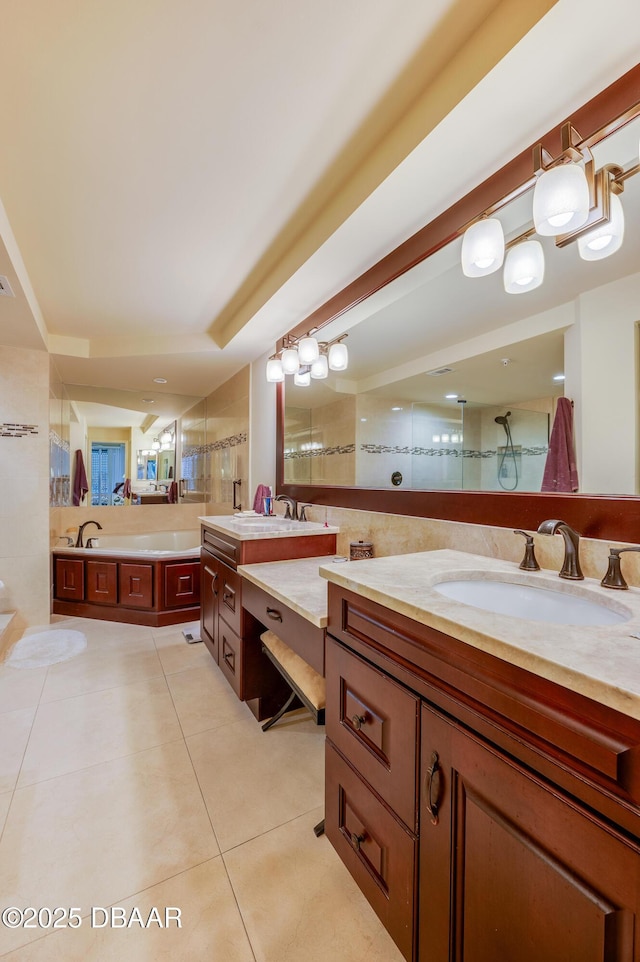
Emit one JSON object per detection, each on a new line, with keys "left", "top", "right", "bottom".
{"left": 266, "top": 607, "right": 283, "bottom": 622}
{"left": 223, "top": 650, "right": 234, "bottom": 669}
{"left": 426, "top": 750, "right": 442, "bottom": 826}
{"left": 223, "top": 591, "right": 233, "bottom": 604}
{"left": 351, "top": 713, "right": 367, "bottom": 730}
{"left": 212, "top": 573, "right": 218, "bottom": 596}
{"left": 350, "top": 831, "right": 366, "bottom": 852}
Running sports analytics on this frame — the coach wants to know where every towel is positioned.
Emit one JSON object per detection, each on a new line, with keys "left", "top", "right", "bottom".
{"left": 72, "top": 450, "right": 88, "bottom": 506}
{"left": 123, "top": 478, "right": 132, "bottom": 499}
{"left": 253, "top": 484, "right": 271, "bottom": 513}
{"left": 167, "top": 481, "right": 178, "bottom": 503}
{"left": 541, "top": 398, "right": 579, "bottom": 493}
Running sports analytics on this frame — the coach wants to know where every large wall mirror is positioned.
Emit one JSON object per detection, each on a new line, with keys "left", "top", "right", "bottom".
{"left": 278, "top": 67, "right": 640, "bottom": 541}
{"left": 50, "top": 369, "right": 205, "bottom": 507}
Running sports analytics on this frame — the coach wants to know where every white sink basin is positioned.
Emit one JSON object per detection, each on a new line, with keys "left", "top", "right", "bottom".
{"left": 229, "top": 517, "right": 325, "bottom": 533}
{"left": 433, "top": 579, "right": 630, "bottom": 626}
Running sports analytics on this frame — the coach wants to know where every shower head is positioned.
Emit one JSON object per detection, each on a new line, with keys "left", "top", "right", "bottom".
{"left": 494, "top": 411, "right": 512, "bottom": 426}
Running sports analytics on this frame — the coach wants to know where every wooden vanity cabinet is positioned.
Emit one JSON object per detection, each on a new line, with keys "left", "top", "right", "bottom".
{"left": 200, "top": 524, "right": 336, "bottom": 719}
{"left": 325, "top": 583, "right": 640, "bottom": 962}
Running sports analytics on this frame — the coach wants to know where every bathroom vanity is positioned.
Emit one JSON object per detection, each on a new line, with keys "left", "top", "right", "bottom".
{"left": 320, "top": 550, "right": 640, "bottom": 962}
{"left": 199, "top": 514, "right": 337, "bottom": 719}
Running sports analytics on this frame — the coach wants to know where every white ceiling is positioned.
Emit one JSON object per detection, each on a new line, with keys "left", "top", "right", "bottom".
{"left": 1, "top": 0, "right": 639, "bottom": 424}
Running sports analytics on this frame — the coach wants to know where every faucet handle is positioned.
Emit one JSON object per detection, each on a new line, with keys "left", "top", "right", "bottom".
{"left": 299, "top": 503, "right": 313, "bottom": 522}
{"left": 513, "top": 530, "right": 540, "bottom": 571}
{"left": 601, "top": 547, "right": 640, "bottom": 589}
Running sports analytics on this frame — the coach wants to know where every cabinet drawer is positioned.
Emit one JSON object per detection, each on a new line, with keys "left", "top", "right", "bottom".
{"left": 164, "top": 561, "right": 200, "bottom": 608}
{"left": 55, "top": 558, "right": 85, "bottom": 601}
{"left": 325, "top": 741, "right": 416, "bottom": 962}
{"left": 219, "top": 620, "right": 243, "bottom": 698}
{"left": 219, "top": 564, "right": 243, "bottom": 635}
{"left": 218, "top": 620, "right": 279, "bottom": 702}
{"left": 202, "top": 528, "right": 239, "bottom": 567}
{"left": 242, "top": 579, "right": 325, "bottom": 675}
{"left": 86, "top": 561, "right": 118, "bottom": 605}
{"left": 326, "top": 637, "right": 419, "bottom": 831}
{"left": 119, "top": 563, "right": 154, "bottom": 609}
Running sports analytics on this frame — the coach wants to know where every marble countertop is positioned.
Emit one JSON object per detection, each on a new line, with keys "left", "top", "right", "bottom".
{"left": 199, "top": 513, "right": 339, "bottom": 542}
{"left": 319, "top": 549, "right": 640, "bottom": 721}
{"left": 238, "top": 555, "right": 340, "bottom": 628}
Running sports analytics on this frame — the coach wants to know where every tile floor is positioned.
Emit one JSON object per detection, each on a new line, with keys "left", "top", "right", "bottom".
{"left": 0, "top": 617, "right": 403, "bottom": 961}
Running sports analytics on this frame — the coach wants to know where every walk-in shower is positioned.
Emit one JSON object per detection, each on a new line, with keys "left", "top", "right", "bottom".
{"left": 495, "top": 411, "right": 519, "bottom": 490}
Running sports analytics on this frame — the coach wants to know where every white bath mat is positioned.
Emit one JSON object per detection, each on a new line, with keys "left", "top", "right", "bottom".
{"left": 7, "top": 629, "right": 87, "bottom": 669}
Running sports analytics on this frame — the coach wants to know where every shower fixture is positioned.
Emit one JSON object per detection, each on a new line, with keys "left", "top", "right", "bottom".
{"left": 494, "top": 411, "right": 518, "bottom": 491}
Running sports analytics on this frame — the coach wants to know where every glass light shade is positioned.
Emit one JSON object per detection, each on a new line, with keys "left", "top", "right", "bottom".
{"left": 328, "top": 341, "right": 348, "bottom": 371}
{"left": 578, "top": 192, "right": 624, "bottom": 261}
{"left": 310, "top": 354, "right": 328, "bottom": 379}
{"left": 503, "top": 240, "right": 545, "bottom": 294}
{"left": 265, "top": 357, "right": 284, "bottom": 382}
{"left": 151, "top": 439, "right": 160, "bottom": 450}
{"left": 533, "top": 163, "right": 590, "bottom": 235}
{"left": 160, "top": 431, "right": 172, "bottom": 444}
{"left": 281, "top": 348, "right": 300, "bottom": 375}
{"left": 461, "top": 218, "right": 505, "bottom": 276}
{"left": 293, "top": 370, "right": 311, "bottom": 387}
{"left": 297, "top": 336, "right": 319, "bottom": 364}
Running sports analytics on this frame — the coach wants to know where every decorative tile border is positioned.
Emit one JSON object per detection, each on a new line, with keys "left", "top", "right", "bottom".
{"left": 49, "top": 428, "right": 70, "bottom": 451}
{"left": 183, "top": 432, "right": 247, "bottom": 458}
{"left": 286, "top": 443, "right": 548, "bottom": 460}
{"left": 2, "top": 422, "right": 39, "bottom": 438}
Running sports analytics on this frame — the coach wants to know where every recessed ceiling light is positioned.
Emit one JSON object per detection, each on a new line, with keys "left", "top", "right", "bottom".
{"left": 391, "top": 406, "right": 403, "bottom": 411}
{"left": 445, "top": 393, "right": 459, "bottom": 399}
{"left": 141, "top": 398, "right": 155, "bottom": 403}
{"left": 360, "top": 418, "right": 367, "bottom": 422}
{"left": 153, "top": 377, "right": 167, "bottom": 384}
{"left": 553, "top": 374, "right": 565, "bottom": 381}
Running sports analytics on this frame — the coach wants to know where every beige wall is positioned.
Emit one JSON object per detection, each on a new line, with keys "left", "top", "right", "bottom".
{"left": 0, "top": 346, "right": 51, "bottom": 637}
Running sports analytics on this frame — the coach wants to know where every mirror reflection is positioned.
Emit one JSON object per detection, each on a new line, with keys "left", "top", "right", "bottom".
{"left": 284, "top": 115, "right": 640, "bottom": 495}
{"left": 49, "top": 374, "right": 204, "bottom": 507}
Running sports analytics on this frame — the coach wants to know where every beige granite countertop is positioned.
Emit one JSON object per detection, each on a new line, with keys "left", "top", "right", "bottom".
{"left": 238, "top": 555, "right": 342, "bottom": 628}
{"left": 199, "top": 513, "right": 339, "bottom": 542}
{"left": 319, "top": 549, "right": 640, "bottom": 721}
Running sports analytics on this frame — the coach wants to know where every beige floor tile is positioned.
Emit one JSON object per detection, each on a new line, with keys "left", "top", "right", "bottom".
{"left": 152, "top": 625, "right": 213, "bottom": 676}
{"left": 0, "top": 664, "right": 47, "bottom": 713}
{"left": 0, "top": 706, "right": 35, "bottom": 793}
{"left": 225, "top": 807, "right": 404, "bottom": 962}
{"left": 187, "top": 711, "right": 324, "bottom": 852}
{"left": 0, "top": 790, "right": 11, "bottom": 835}
{"left": 39, "top": 634, "right": 163, "bottom": 704}
{"left": 0, "top": 740, "right": 219, "bottom": 954}
{"left": 0, "top": 857, "right": 255, "bottom": 962}
{"left": 17, "top": 675, "right": 183, "bottom": 788}
{"left": 167, "top": 662, "right": 250, "bottom": 737}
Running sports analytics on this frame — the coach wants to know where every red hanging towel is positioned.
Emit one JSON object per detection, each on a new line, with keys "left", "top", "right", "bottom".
{"left": 541, "top": 398, "right": 579, "bottom": 492}
{"left": 73, "top": 450, "right": 88, "bottom": 505}
{"left": 167, "top": 481, "right": 178, "bottom": 503}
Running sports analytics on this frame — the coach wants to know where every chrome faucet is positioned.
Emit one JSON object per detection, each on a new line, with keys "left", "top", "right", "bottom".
{"left": 76, "top": 520, "right": 103, "bottom": 548}
{"left": 536, "top": 519, "right": 583, "bottom": 580}
{"left": 275, "top": 495, "right": 298, "bottom": 521}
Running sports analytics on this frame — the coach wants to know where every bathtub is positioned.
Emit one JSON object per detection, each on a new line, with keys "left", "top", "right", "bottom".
{"left": 52, "top": 529, "right": 202, "bottom": 627}
{"left": 57, "top": 529, "right": 201, "bottom": 559}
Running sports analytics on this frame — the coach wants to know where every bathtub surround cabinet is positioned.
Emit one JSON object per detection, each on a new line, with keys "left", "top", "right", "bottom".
{"left": 52, "top": 549, "right": 200, "bottom": 626}
{"left": 199, "top": 516, "right": 336, "bottom": 720}
{"left": 321, "top": 551, "right": 640, "bottom": 962}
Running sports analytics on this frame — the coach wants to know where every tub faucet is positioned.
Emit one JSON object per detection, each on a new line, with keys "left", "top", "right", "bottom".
{"left": 536, "top": 519, "right": 583, "bottom": 580}
{"left": 275, "top": 495, "right": 298, "bottom": 520}
{"left": 76, "top": 520, "right": 103, "bottom": 548}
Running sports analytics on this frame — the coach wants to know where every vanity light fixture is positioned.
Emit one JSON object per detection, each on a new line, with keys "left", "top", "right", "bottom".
{"left": 460, "top": 119, "right": 640, "bottom": 293}
{"left": 160, "top": 430, "right": 173, "bottom": 444}
{"left": 151, "top": 438, "right": 161, "bottom": 451}
{"left": 266, "top": 333, "right": 349, "bottom": 383}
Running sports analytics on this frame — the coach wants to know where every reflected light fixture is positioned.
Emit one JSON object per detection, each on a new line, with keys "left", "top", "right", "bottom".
{"left": 151, "top": 438, "right": 161, "bottom": 451}
{"left": 460, "top": 118, "right": 640, "bottom": 293}
{"left": 266, "top": 332, "right": 349, "bottom": 383}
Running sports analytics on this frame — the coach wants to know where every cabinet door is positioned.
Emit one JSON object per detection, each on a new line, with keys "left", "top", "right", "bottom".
{"left": 200, "top": 554, "right": 220, "bottom": 662}
{"left": 419, "top": 703, "right": 640, "bottom": 962}
{"left": 55, "top": 558, "right": 84, "bottom": 601}
{"left": 164, "top": 561, "right": 200, "bottom": 608}
{"left": 86, "top": 561, "right": 118, "bottom": 605}
{"left": 118, "top": 563, "right": 154, "bottom": 609}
